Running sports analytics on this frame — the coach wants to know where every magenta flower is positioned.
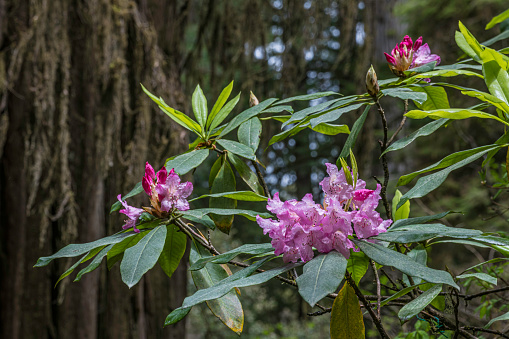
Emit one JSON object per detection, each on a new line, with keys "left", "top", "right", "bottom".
{"left": 155, "top": 169, "right": 193, "bottom": 212}
{"left": 256, "top": 163, "right": 391, "bottom": 263}
{"left": 384, "top": 35, "right": 440, "bottom": 77}
{"left": 142, "top": 162, "right": 168, "bottom": 198}
{"left": 117, "top": 194, "right": 144, "bottom": 233}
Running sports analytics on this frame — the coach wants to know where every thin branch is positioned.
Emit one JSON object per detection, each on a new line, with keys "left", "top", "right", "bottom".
{"left": 462, "top": 326, "right": 509, "bottom": 339}
{"left": 463, "top": 286, "right": 509, "bottom": 301}
{"left": 387, "top": 99, "right": 409, "bottom": 145}
{"left": 370, "top": 259, "right": 382, "bottom": 319}
{"left": 252, "top": 160, "right": 271, "bottom": 199}
{"left": 345, "top": 271, "right": 391, "bottom": 339}
{"left": 374, "top": 99, "right": 392, "bottom": 220}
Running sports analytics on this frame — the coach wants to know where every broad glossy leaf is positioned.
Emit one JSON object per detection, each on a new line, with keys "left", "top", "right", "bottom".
{"left": 192, "top": 84, "right": 208, "bottom": 128}
{"left": 459, "top": 21, "right": 484, "bottom": 57}
{"left": 268, "top": 123, "right": 307, "bottom": 146}
{"left": 55, "top": 253, "right": 89, "bottom": 286}
{"left": 390, "top": 211, "right": 455, "bottom": 229}
{"left": 397, "top": 145, "right": 502, "bottom": 209}
{"left": 392, "top": 189, "right": 410, "bottom": 221}
{"left": 380, "top": 284, "right": 423, "bottom": 307}
{"left": 404, "top": 245, "right": 427, "bottom": 285}
{"left": 209, "top": 160, "right": 236, "bottom": 234}
{"left": 209, "top": 156, "right": 223, "bottom": 188}
{"left": 189, "top": 243, "right": 274, "bottom": 270}
{"left": 429, "top": 239, "right": 491, "bottom": 248}
{"left": 481, "top": 48, "right": 509, "bottom": 105}
{"left": 461, "top": 90, "right": 509, "bottom": 114}
{"left": 462, "top": 258, "right": 509, "bottom": 274}
{"left": 346, "top": 250, "right": 369, "bottom": 285}
{"left": 383, "top": 119, "right": 448, "bottom": 156}
{"left": 330, "top": 283, "right": 365, "bottom": 339}
{"left": 455, "top": 31, "right": 480, "bottom": 62}
{"left": 403, "top": 61, "right": 437, "bottom": 76}
{"left": 485, "top": 311, "right": 509, "bottom": 329}
{"left": 411, "top": 86, "right": 450, "bottom": 110}
{"left": 219, "top": 98, "right": 277, "bottom": 137}
{"left": 472, "top": 235, "right": 509, "bottom": 246}
{"left": 182, "top": 208, "right": 271, "bottom": 221}
{"left": 354, "top": 240, "right": 459, "bottom": 289}
{"left": 276, "top": 91, "right": 339, "bottom": 104}
{"left": 158, "top": 224, "right": 187, "bottom": 279}
{"left": 183, "top": 261, "right": 301, "bottom": 309}
{"left": 208, "top": 92, "right": 241, "bottom": 133}
{"left": 261, "top": 105, "right": 294, "bottom": 114}
{"left": 190, "top": 191, "right": 267, "bottom": 202}
{"left": 164, "top": 307, "right": 192, "bottom": 327}
{"left": 120, "top": 225, "right": 167, "bottom": 288}
{"left": 378, "top": 224, "right": 482, "bottom": 243}
{"left": 207, "top": 81, "right": 233, "bottom": 128}
{"left": 34, "top": 232, "right": 136, "bottom": 267}
{"left": 405, "top": 108, "right": 509, "bottom": 126}
{"left": 297, "top": 252, "right": 347, "bottom": 307}
{"left": 141, "top": 84, "right": 202, "bottom": 134}
{"left": 282, "top": 98, "right": 343, "bottom": 128}
{"left": 338, "top": 105, "right": 370, "bottom": 160}
{"left": 165, "top": 149, "right": 209, "bottom": 175}
{"left": 227, "top": 153, "right": 264, "bottom": 195}
{"left": 486, "top": 8, "right": 509, "bottom": 30}
{"left": 74, "top": 245, "right": 113, "bottom": 282}
{"left": 456, "top": 273, "right": 497, "bottom": 285}
{"left": 110, "top": 182, "right": 143, "bottom": 213}
{"left": 182, "top": 213, "right": 216, "bottom": 230}
{"left": 398, "top": 284, "right": 442, "bottom": 322}
{"left": 106, "top": 231, "right": 146, "bottom": 269}
{"left": 238, "top": 117, "right": 262, "bottom": 152}
{"left": 216, "top": 139, "right": 256, "bottom": 161}
{"left": 309, "top": 103, "right": 366, "bottom": 128}
{"left": 190, "top": 241, "right": 244, "bottom": 334}
{"left": 382, "top": 88, "right": 427, "bottom": 104}
{"left": 403, "top": 69, "right": 483, "bottom": 82}
{"left": 310, "top": 123, "right": 350, "bottom": 135}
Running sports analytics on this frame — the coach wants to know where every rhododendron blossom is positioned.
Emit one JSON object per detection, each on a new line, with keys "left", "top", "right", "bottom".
{"left": 117, "top": 195, "right": 144, "bottom": 233}
{"left": 384, "top": 35, "right": 440, "bottom": 77}
{"left": 256, "top": 163, "right": 392, "bottom": 263}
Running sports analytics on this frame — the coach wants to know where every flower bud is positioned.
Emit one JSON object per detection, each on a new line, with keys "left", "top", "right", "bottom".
{"left": 249, "top": 91, "right": 259, "bottom": 107}
{"left": 365, "top": 65, "right": 379, "bottom": 96}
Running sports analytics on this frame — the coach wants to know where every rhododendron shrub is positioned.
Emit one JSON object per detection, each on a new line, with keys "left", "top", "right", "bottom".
{"left": 35, "top": 17, "right": 509, "bottom": 339}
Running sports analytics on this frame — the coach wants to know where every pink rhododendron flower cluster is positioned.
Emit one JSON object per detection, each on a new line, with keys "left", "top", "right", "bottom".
{"left": 384, "top": 35, "right": 440, "bottom": 77}
{"left": 118, "top": 162, "right": 193, "bottom": 232}
{"left": 256, "top": 163, "right": 392, "bottom": 263}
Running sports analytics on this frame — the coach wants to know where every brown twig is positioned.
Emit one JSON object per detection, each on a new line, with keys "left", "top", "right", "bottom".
{"left": 387, "top": 99, "right": 409, "bottom": 145}
{"left": 462, "top": 326, "right": 509, "bottom": 339}
{"left": 252, "top": 160, "right": 271, "bottom": 199}
{"left": 374, "top": 99, "right": 392, "bottom": 220}
{"left": 370, "top": 259, "right": 382, "bottom": 319}
{"left": 463, "top": 286, "right": 509, "bottom": 301}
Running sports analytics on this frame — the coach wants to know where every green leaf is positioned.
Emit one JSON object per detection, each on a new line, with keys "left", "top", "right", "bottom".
{"left": 227, "top": 153, "right": 264, "bottom": 195}
{"left": 34, "top": 232, "right": 136, "bottom": 267}
{"left": 120, "top": 225, "right": 167, "bottom": 288}
{"left": 456, "top": 273, "right": 497, "bottom": 285}
{"left": 268, "top": 123, "right": 307, "bottom": 146}
{"left": 164, "top": 307, "right": 192, "bottom": 327}
{"left": 158, "top": 224, "right": 187, "bottom": 279}
{"left": 282, "top": 98, "right": 344, "bottom": 128}
{"left": 190, "top": 191, "right": 267, "bottom": 202}
{"left": 183, "top": 261, "right": 301, "bottom": 309}
{"left": 403, "top": 61, "right": 437, "bottom": 76}
{"left": 338, "top": 105, "right": 370, "bottom": 161}
{"left": 309, "top": 103, "right": 366, "bottom": 128}
{"left": 403, "top": 69, "right": 483, "bottom": 82}
{"left": 398, "top": 284, "right": 442, "bottom": 322}
{"left": 376, "top": 224, "right": 482, "bottom": 243}
{"left": 209, "top": 160, "right": 236, "bottom": 234}
{"left": 74, "top": 245, "right": 113, "bottom": 282}
{"left": 106, "top": 231, "right": 146, "bottom": 269}
{"left": 380, "top": 284, "right": 423, "bottom": 307}
{"left": 382, "top": 88, "right": 427, "bottom": 104}
{"left": 208, "top": 92, "right": 241, "bottom": 133}
{"left": 238, "top": 117, "right": 262, "bottom": 152}
{"left": 261, "top": 105, "right": 294, "bottom": 114}
{"left": 216, "top": 139, "right": 256, "bottom": 161}
{"left": 182, "top": 208, "right": 271, "bottom": 221}
{"left": 182, "top": 213, "right": 216, "bottom": 230}
{"left": 392, "top": 189, "right": 410, "bottom": 221}
{"left": 110, "top": 182, "right": 143, "bottom": 213}
{"left": 411, "top": 86, "right": 450, "bottom": 110}
{"left": 276, "top": 91, "right": 339, "bottom": 104}
{"left": 346, "top": 250, "right": 369, "bottom": 285}
{"left": 192, "top": 84, "right": 208, "bottom": 128}
{"left": 219, "top": 98, "right": 277, "bottom": 137}
{"left": 481, "top": 48, "right": 509, "bottom": 105}
{"left": 397, "top": 145, "right": 502, "bottom": 209}
{"left": 330, "top": 283, "right": 365, "bottom": 339}
{"left": 190, "top": 241, "right": 244, "bottom": 334}
{"left": 484, "top": 311, "right": 509, "bottom": 329}
{"left": 486, "top": 8, "right": 509, "bottom": 30}
{"left": 390, "top": 211, "right": 455, "bottom": 229}
{"left": 462, "top": 258, "right": 509, "bottom": 274}
{"left": 383, "top": 119, "right": 448, "bottom": 156}
{"left": 405, "top": 108, "right": 509, "bottom": 126}
{"left": 165, "top": 149, "right": 209, "bottom": 175}
{"left": 461, "top": 90, "right": 509, "bottom": 114}
{"left": 311, "top": 123, "right": 350, "bottom": 135}
{"left": 404, "top": 244, "right": 427, "bottom": 285}
{"left": 458, "top": 21, "right": 484, "bottom": 57}
{"left": 209, "top": 156, "right": 223, "bottom": 188}
{"left": 189, "top": 243, "right": 275, "bottom": 271}
{"left": 354, "top": 240, "right": 459, "bottom": 289}
{"left": 296, "top": 252, "right": 347, "bottom": 307}
{"left": 141, "top": 84, "right": 202, "bottom": 135}
{"left": 207, "top": 81, "right": 233, "bottom": 129}
{"left": 55, "top": 253, "right": 89, "bottom": 286}
{"left": 455, "top": 31, "right": 480, "bottom": 62}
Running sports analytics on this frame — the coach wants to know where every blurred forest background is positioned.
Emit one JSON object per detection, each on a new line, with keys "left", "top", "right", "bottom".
{"left": 1, "top": 0, "right": 508, "bottom": 338}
